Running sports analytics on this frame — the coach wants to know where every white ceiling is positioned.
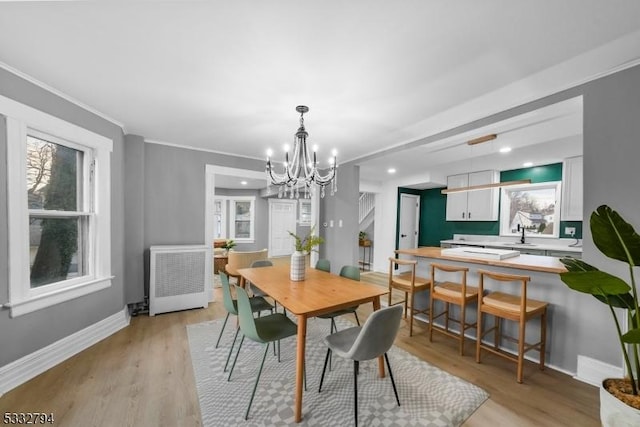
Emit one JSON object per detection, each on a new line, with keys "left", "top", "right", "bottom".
{"left": 1, "top": 1, "right": 640, "bottom": 186}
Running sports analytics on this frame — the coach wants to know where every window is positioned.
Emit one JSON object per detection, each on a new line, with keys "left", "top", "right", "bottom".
{"left": 499, "top": 181, "right": 562, "bottom": 238}
{"left": 213, "top": 197, "right": 227, "bottom": 239}
{"left": 230, "top": 197, "right": 255, "bottom": 242}
{"left": 298, "top": 199, "right": 311, "bottom": 226}
{"left": 4, "top": 95, "right": 112, "bottom": 317}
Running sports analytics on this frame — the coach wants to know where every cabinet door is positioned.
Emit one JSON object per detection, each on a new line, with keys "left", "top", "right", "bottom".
{"left": 561, "top": 156, "right": 583, "bottom": 221}
{"left": 467, "top": 170, "right": 499, "bottom": 221}
{"left": 445, "top": 174, "right": 468, "bottom": 221}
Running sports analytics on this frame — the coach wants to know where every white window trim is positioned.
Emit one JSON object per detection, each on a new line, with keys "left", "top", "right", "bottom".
{"left": 2, "top": 94, "right": 113, "bottom": 318}
{"left": 229, "top": 196, "right": 255, "bottom": 243}
{"left": 499, "top": 181, "right": 562, "bottom": 239}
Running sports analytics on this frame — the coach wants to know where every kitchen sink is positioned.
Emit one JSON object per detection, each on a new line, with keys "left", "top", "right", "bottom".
{"left": 511, "top": 242, "right": 536, "bottom": 246}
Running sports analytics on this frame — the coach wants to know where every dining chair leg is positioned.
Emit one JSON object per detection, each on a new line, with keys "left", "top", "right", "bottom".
{"left": 428, "top": 293, "right": 435, "bottom": 342}
{"left": 353, "top": 360, "right": 359, "bottom": 427}
{"left": 215, "top": 312, "right": 230, "bottom": 348}
{"left": 228, "top": 334, "right": 245, "bottom": 381}
{"left": 245, "top": 344, "right": 270, "bottom": 420}
{"left": 354, "top": 312, "right": 360, "bottom": 326}
{"left": 384, "top": 353, "right": 400, "bottom": 406}
{"left": 517, "top": 318, "right": 526, "bottom": 384}
{"left": 459, "top": 303, "right": 466, "bottom": 356}
{"left": 277, "top": 340, "right": 281, "bottom": 362}
{"left": 476, "top": 310, "right": 483, "bottom": 364}
{"left": 224, "top": 326, "right": 240, "bottom": 372}
{"left": 319, "top": 348, "right": 331, "bottom": 392}
{"left": 409, "top": 292, "right": 415, "bottom": 337}
{"left": 403, "top": 293, "right": 408, "bottom": 319}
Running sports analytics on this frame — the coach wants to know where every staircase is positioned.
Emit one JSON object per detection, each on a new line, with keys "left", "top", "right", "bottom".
{"left": 359, "top": 192, "right": 375, "bottom": 231}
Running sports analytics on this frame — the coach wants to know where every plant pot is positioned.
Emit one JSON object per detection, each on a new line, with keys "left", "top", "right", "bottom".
{"left": 601, "top": 379, "right": 640, "bottom": 426}
{"left": 290, "top": 251, "right": 306, "bottom": 281}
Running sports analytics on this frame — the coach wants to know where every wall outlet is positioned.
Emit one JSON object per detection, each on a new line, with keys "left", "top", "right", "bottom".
{"left": 565, "top": 226, "right": 576, "bottom": 236}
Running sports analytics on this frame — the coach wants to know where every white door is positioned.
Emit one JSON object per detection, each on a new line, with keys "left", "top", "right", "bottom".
{"left": 268, "top": 199, "right": 297, "bottom": 257}
{"left": 398, "top": 194, "right": 420, "bottom": 262}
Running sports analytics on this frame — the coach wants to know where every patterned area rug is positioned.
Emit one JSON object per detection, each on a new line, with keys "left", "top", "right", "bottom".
{"left": 187, "top": 316, "right": 489, "bottom": 426}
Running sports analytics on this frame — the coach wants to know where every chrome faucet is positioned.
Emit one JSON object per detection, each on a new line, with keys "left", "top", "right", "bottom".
{"left": 518, "top": 224, "right": 526, "bottom": 244}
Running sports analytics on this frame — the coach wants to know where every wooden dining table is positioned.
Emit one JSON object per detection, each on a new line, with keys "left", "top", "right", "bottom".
{"left": 237, "top": 263, "right": 389, "bottom": 423}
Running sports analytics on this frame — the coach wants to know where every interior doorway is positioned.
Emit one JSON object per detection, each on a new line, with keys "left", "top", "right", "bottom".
{"left": 398, "top": 193, "right": 420, "bottom": 264}
{"left": 268, "top": 199, "right": 297, "bottom": 257}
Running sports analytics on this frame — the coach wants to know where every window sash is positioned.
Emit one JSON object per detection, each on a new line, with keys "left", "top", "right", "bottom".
{"left": 229, "top": 197, "right": 255, "bottom": 242}
{"left": 499, "top": 181, "right": 562, "bottom": 238}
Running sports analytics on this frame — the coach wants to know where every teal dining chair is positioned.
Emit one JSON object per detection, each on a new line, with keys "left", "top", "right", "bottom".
{"left": 228, "top": 284, "right": 301, "bottom": 420}
{"left": 215, "top": 272, "right": 273, "bottom": 372}
{"left": 315, "top": 258, "right": 331, "bottom": 272}
{"left": 318, "top": 304, "right": 403, "bottom": 426}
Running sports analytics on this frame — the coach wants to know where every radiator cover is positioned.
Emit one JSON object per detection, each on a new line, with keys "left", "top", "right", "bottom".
{"left": 149, "top": 245, "right": 210, "bottom": 316}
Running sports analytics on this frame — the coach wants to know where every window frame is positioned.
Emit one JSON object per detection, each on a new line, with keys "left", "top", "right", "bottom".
{"left": 213, "top": 196, "right": 228, "bottom": 239}
{"left": 499, "top": 181, "right": 562, "bottom": 239}
{"left": 3, "top": 94, "right": 113, "bottom": 317}
{"left": 229, "top": 196, "right": 255, "bottom": 243}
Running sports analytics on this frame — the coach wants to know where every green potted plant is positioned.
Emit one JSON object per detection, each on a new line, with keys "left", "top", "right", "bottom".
{"left": 222, "top": 239, "right": 236, "bottom": 254}
{"left": 559, "top": 205, "right": 640, "bottom": 425}
{"left": 359, "top": 231, "right": 367, "bottom": 245}
{"left": 288, "top": 226, "right": 324, "bottom": 281}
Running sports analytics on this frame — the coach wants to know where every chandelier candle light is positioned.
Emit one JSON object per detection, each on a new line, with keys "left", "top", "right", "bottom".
{"left": 266, "top": 105, "right": 338, "bottom": 199}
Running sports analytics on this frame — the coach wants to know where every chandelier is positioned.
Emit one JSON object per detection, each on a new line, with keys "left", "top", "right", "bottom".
{"left": 266, "top": 105, "right": 337, "bottom": 199}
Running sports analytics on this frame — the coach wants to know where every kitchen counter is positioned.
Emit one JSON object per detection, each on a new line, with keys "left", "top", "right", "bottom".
{"left": 397, "top": 246, "right": 567, "bottom": 273}
{"left": 392, "top": 245, "right": 620, "bottom": 378}
{"left": 440, "top": 239, "right": 582, "bottom": 253}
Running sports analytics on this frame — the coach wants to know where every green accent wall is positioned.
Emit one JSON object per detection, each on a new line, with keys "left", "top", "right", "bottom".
{"left": 402, "top": 162, "right": 583, "bottom": 246}
{"left": 501, "top": 163, "right": 562, "bottom": 183}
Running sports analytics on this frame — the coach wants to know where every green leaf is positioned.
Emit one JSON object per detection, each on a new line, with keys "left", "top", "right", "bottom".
{"left": 560, "top": 257, "right": 599, "bottom": 272}
{"left": 594, "top": 293, "right": 635, "bottom": 309}
{"left": 622, "top": 328, "right": 640, "bottom": 344}
{"left": 560, "top": 270, "right": 630, "bottom": 296}
{"left": 591, "top": 205, "right": 640, "bottom": 267}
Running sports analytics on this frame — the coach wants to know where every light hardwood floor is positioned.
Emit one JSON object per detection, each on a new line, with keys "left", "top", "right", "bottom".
{"left": 0, "top": 274, "right": 599, "bottom": 427}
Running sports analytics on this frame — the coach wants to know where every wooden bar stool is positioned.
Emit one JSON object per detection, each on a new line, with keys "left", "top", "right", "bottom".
{"left": 429, "top": 263, "right": 478, "bottom": 355}
{"left": 388, "top": 257, "right": 431, "bottom": 337}
{"left": 475, "top": 269, "right": 549, "bottom": 383}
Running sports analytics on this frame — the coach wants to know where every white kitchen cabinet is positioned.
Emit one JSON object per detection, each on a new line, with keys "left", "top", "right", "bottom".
{"left": 560, "top": 156, "right": 583, "bottom": 221}
{"left": 446, "top": 170, "right": 499, "bottom": 221}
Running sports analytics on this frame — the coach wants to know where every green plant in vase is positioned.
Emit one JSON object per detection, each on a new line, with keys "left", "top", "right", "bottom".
{"left": 558, "top": 205, "right": 640, "bottom": 419}
{"left": 288, "top": 226, "right": 324, "bottom": 254}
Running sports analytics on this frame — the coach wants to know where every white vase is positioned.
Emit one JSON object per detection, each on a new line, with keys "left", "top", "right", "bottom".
{"left": 600, "top": 380, "right": 640, "bottom": 427}
{"left": 290, "top": 251, "right": 306, "bottom": 281}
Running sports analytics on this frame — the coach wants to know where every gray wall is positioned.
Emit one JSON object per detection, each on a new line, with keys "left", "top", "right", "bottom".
{"left": 141, "top": 143, "right": 265, "bottom": 297}
{"left": 0, "top": 67, "right": 126, "bottom": 367}
{"left": 124, "top": 134, "right": 145, "bottom": 304}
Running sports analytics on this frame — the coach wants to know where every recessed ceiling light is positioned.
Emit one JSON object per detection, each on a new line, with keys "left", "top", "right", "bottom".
{"left": 388, "top": 168, "right": 396, "bottom": 174}
{"left": 240, "top": 181, "right": 248, "bottom": 185}
{"left": 499, "top": 147, "right": 512, "bottom": 153}
{"left": 523, "top": 162, "right": 533, "bottom": 167}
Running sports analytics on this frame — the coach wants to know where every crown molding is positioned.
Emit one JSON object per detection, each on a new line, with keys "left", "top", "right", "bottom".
{"left": 0, "top": 60, "right": 126, "bottom": 132}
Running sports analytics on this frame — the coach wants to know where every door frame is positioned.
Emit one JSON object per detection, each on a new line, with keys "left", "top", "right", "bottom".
{"left": 397, "top": 193, "right": 420, "bottom": 266}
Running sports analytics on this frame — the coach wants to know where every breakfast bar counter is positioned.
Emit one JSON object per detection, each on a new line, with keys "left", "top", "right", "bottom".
{"left": 396, "top": 246, "right": 567, "bottom": 274}
{"left": 394, "top": 246, "right": 617, "bottom": 379}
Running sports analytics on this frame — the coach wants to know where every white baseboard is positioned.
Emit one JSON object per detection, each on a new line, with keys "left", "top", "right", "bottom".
{"left": 575, "top": 355, "right": 623, "bottom": 387}
{"left": 0, "top": 306, "right": 130, "bottom": 396}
